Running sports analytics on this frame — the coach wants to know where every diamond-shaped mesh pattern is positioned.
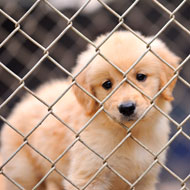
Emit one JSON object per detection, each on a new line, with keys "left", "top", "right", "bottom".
{"left": 0, "top": 0, "right": 190, "bottom": 189}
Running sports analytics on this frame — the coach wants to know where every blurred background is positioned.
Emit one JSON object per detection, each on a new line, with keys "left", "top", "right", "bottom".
{"left": 0, "top": 0, "right": 189, "bottom": 189}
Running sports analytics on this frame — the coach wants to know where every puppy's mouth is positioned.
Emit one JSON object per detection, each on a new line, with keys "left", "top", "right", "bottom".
{"left": 120, "top": 114, "right": 138, "bottom": 122}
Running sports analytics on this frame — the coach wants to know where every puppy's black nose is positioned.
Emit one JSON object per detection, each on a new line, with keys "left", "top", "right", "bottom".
{"left": 118, "top": 101, "right": 136, "bottom": 117}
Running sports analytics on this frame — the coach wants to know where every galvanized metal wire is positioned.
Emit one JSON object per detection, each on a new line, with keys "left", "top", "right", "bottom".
{"left": 0, "top": 0, "right": 189, "bottom": 189}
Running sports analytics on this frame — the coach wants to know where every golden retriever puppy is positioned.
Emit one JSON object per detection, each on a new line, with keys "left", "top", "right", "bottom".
{"left": 1, "top": 31, "right": 180, "bottom": 190}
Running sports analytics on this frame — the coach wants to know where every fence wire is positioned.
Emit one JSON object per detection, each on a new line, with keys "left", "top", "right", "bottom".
{"left": 0, "top": 0, "right": 190, "bottom": 190}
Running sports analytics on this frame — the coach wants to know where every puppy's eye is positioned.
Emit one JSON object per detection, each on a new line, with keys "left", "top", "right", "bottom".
{"left": 136, "top": 73, "right": 147, "bottom": 82}
{"left": 102, "top": 80, "right": 112, "bottom": 90}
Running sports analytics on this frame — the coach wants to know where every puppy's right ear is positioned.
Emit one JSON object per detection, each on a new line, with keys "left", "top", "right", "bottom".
{"left": 72, "top": 45, "right": 99, "bottom": 115}
{"left": 73, "top": 69, "right": 97, "bottom": 116}
{"left": 151, "top": 39, "right": 181, "bottom": 101}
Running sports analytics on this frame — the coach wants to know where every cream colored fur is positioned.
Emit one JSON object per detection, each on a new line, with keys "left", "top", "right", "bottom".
{"left": 0, "top": 31, "right": 180, "bottom": 190}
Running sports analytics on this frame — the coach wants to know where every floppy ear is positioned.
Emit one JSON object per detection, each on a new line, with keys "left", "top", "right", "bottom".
{"left": 73, "top": 69, "right": 98, "bottom": 116}
{"left": 72, "top": 45, "right": 99, "bottom": 115}
{"left": 153, "top": 40, "right": 181, "bottom": 101}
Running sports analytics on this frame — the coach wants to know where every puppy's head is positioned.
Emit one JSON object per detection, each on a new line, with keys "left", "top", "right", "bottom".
{"left": 73, "top": 31, "right": 180, "bottom": 123}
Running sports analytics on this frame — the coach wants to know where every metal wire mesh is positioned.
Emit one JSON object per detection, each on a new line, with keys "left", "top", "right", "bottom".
{"left": 0, "top": 0, "right": 190, "bottom": 189}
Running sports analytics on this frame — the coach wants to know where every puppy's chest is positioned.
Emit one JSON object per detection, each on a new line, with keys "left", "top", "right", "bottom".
{"left": 106, "top": 141, "right": 153, "bottom": 182}
{"left": 85, "top": 130, "right": 153, "bottom": 182}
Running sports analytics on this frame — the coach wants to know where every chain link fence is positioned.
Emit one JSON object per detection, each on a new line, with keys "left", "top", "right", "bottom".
{"left": 0, "top": 0, "right": 190, "bottom": 189}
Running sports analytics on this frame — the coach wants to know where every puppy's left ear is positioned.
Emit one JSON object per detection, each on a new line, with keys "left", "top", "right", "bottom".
{"left": 153, "top": 40, "right": 181, "bottom": 101}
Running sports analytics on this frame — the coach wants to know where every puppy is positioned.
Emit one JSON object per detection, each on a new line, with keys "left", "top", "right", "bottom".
{"left": 1, "top": 31, "right": 180, "bottom": 190}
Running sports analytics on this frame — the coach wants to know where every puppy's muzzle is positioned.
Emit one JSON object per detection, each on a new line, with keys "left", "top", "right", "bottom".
{"left": 118, "top": 101, "right": 136, "bottom": 117}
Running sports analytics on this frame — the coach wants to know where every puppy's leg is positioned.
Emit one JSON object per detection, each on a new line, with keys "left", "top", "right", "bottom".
{"left": 134, "top": 183, "right": 156, "bottom": 190}
{"left": 64, "top": 165, "right": 127, "bottom": 190}
{"left": 64, "top": 173, "right": 113, "bottom": 190}
{"left": 63, "top": 160, "right": 112, "bottom": 190}
{"left": 4, "top": 181, "right": 20, "bottom": 190}
{"left": 2, "top": 148, "right": 40, "bottom": 190}
{"left": 63, "top": 151, "right": 113, "bottom": 190}
{"left": 64, "top": 182, "right": 111, "bottom": 190}
{"left": 46, "top": 180, "right": 62, "bottom": 190}
{"left": 133, "top": 174, "right": 157, "bottom": 190}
